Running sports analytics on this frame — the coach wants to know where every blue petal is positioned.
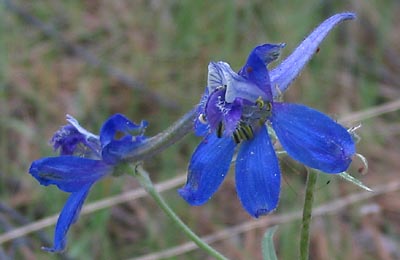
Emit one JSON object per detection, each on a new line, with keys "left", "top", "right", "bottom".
{"left": 195, "top": 122, "right": 210, "bottom": 137}
{"left": 42, "top": 184, "right": 92, "bottom": 252}
{"left": 101, "top": 136, "right": 146, "bottom": 164}
{"left": 100, "top": 114, "right": 147, "bottom": 164}
{"left": 178, "top": 134, "right": 236, "bottom": 205}
{"left": 239, "top": 44, "right": 286, "bottom": 100}
{"left": 29, "top": 156, "right": 112, "bottom": 192}
{"left": 235, "top": 127, "right": 280, "bottom": 218}
{"left": 207, "top": 61, "right": 267, "bottom": 103}
{"left": 252, "top": 43, "right": 286, "bottom": 66}
{"left": 270, "top": 13, "right": 356, "bottom": 97}
{"left": 100, "top": 113, "right": 147, "bottom": 149}
{"left": 270, "top": 103, "right": 355, "bottom": 173}
{"left": 194, "top": 89, "right": 210, "bottom": 136}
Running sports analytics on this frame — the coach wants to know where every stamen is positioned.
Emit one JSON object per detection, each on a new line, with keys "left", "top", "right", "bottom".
{"left": 217, "top": 122, "right": 224, "bottom": 138}
{"left": 265, "top": 102, "right": 272, "bottom": 112}
{"left": 255, "top": 96, "right": 272, "bottom": 112}
{"left": 232, "top": 131, "right": 241, "bottom": 144}
{"left": 255, "top": 97, "right": 264, "bottom": 109}
{"left": 240, "top": 124, "right": 253, "bottom": 140}
{"left": 231, "top": 123, "right": 254, "bottom": 144}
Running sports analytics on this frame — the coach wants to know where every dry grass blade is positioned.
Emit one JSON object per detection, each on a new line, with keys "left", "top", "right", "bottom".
{"left": 339, "top": 99, "right": 400, "bottom": 124}
{"left": 0, "top": 175, "right": 186, "bottom": 245}
{"left": 0, "top": 98, "right": 399, "bottom": 248}
{"left": 131, "top": 181, "right": 400, "bottom": 260}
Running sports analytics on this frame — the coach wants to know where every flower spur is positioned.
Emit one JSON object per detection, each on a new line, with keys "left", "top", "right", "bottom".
{"left": 29, "top": 114, "right": 147, "bottom": 252}
{"left": 179, "top": 13, "right": 356, "bottom": 217}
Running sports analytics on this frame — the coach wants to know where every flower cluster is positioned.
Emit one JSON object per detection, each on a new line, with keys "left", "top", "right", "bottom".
{"left": 178, "top": 13, "right": 356, "bottom": 217}
{"left": 27, "top": 12, "right": 358, "bottom": 254}
{"left": 29, "top": 114, "right": 147, "bottom": 252}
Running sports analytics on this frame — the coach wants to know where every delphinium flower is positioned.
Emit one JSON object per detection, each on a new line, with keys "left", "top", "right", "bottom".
{"left": 29, "top": 114, "right": 147, "bottom": 252}
{"left": 179, "top": 13, "right": 356, "bottom": 217}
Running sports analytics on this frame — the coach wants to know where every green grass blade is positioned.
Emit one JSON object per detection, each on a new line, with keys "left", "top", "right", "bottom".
{"left": 262, "top": 226, "right": 279, "bottom": 260}
{"left": 339, "top": 172, "right": 372, "bottom": 192}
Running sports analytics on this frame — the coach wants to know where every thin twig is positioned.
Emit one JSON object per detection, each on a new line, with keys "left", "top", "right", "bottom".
{"left": 0, "top": 203, "right": 52, "bottom": 246}
{"left": 2, "top": 0, "right": 177, "bottom": 110}
{"left": 0, "top": 215, "right": 30, "bottom": 250}
{"left": 339, "top": 99, "right": 400, "bottom": 125}
{"left": 0, "top": 174, "right": 187, "bottom": 245}
{"left": 1, "top": 98, "right": 400, "bottom": 246}
{"left": 130, "top": 180, "right": 400, "bottom": 260}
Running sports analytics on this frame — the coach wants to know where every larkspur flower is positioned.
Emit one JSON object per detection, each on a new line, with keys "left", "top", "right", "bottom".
{"left": 179, "top": 13, "right": 356, "bottom": 217}
{"left": 29, "top": 114, "right": 147, "bottom": 252}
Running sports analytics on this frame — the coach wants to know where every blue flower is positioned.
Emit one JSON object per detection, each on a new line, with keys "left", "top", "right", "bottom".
{"left": 179, "top": 13, "right": 356, "bottom": 218}
{"left": 29, "top": 114, "right": 147, "bottom": 252}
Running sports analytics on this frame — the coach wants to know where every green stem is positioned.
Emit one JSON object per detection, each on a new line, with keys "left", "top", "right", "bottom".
{"left": 132, "top": 165, "right": 228, "bottom": 260}
{"left": 299, "top": 171, "right": 318, "bottom": 260}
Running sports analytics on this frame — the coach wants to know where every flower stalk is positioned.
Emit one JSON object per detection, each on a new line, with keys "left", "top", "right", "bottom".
{"left": 299, "top": 171, "right": 318, "bottom": 260}
{"left": 132, "top": 165, "right": 228, "bottom": 260}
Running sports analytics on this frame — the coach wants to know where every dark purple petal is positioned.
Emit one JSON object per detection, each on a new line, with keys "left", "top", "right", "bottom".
{"left": 51, "top": 125, "right": 87, "bottom": 155}
{"left": 42, "top": 184, "right": 92, "bottom": 253}
{"left": 51, "top": 115, "right": 102, "bottom": 157}
{"left": 205, "top": 88, "right": 243, "bottom": 136}
{"left": 58, "top": 115, "right": 102, "bottom": 157}
{"left": 235, "top": 127, "right": 280, "bottom": 218}
{"left": 205, "top": 88, "right": 225, "bottom": 131}
{"left": 223, "top": 99, "right": 243, "bottom": 135}
{"left": 178, "top": 134, "right": 236, "bottom": 205}
{"left": 29, "top": 156, "right": 112, "bottom": 192}
{"left": 270, "top": 12, "right": 356, "bottom": 97}
{"left": 270, "top": 103, "right": 355, "bottom": 173}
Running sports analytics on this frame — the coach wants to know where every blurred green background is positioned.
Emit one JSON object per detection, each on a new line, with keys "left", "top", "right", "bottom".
{"left": 1, "top": 0, "right": 400, "bottom": 259}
